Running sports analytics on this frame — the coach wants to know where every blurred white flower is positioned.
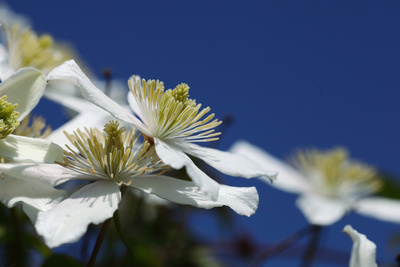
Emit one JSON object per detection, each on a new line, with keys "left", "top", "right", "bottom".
{"left": 230, "top": 141, "right": 400, "bottom": 225}
{"left": 343, "top": 225, "right": 377, "bottom": 267}
{"left": 0, "top": 5, "right": 76, "bottom": 80}
{"left": 34, "top": 121, "right": 259, "bottom": 248}
{"left": 47, "top": 60, "right": 277, "bottom": 199}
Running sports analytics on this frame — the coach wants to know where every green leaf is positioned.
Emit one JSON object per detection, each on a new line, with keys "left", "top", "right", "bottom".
{"left": 375, "top": 170, "right": 400, "bottom": 200}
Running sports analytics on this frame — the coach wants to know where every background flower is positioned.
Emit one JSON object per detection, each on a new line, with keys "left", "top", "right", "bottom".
{"left": 230, "top": 141, "right": 400, "bottom": 226}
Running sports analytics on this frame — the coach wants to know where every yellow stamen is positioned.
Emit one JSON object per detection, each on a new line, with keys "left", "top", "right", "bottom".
{"left": 128, "top": 76, "right": 222, "bottom": 143}
{"left": 12, "top": 114, "right": 51, "bottom": 138}
{"left": 5, "top": 24, "right": 76, "bottom": 74}
{"left": 61, "top": 120, "right": 168, "bottom": 185}
{"left": 291, "top": 147, "right": 381, "bottom": 198}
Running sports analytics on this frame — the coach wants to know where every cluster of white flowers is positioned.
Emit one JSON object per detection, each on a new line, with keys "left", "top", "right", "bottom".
{"left": 0, "top": 5, "right": 277, "bottom": 249}
{"left": 0, "top": 5, "right": 396, "bottom": 266}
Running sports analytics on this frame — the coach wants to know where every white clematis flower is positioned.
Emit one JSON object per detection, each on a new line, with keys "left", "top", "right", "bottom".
{"left": 46, "top": 60, "right": 277, "bottom": 199}
{"left": 0, "top": 5, "right": 76, "bottom": 81}
{"left": 0, "top": 66, "right": 63, "bottom": 162}
{"left": 343, "top": 225, "right": 377, "bottom": 267}
{"left": 230, "top": 141, "right": 400, "bottom": 226}
{"left": 34, "top": 121, "right": 259, "bottom": 248}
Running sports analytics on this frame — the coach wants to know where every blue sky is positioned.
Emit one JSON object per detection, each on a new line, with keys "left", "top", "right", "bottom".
{"left": 4, "top": 1, "right": 400, "bottom": 266}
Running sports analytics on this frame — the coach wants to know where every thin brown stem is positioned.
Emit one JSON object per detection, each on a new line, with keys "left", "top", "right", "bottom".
{"left": 249, "top": 224, "right": 314, "bottom": 267}
{"left": 86, "top": 218, "right": 112, "bottom": 267}
{"left": 300, "top": 225, "right": 323, "bottom": 267}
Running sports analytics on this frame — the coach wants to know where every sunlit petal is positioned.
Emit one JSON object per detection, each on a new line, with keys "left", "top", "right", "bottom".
{"left": 47, "top": 60, "right": 149, "bottom": 135}
{"left": 155, "top": 138, "right": 219, "bottom": 199}
{"left": 0, "top": 171, "right": 66, "bottom": 222}
{"left": 0, "top": 67, "right": 45, "bottom": 120}
{"left": 35, "top": 181, "right": 121, "bottom": 248}
{"left": 184, "top": 142, "right": 277, "bottom": 182}
{"left": 0, "top": 134, "right": 63, "bottom": 163}
{"left": 130, "top": 175, "right": 258, "bottom": 216}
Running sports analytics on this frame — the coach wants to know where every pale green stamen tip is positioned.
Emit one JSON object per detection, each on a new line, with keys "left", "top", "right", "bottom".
{"left": 0, "top": 96, "right": 19, "bottom": 139}
{"left": 172, "top": 83, "right": 190, "bottom": 103}
{"left": 104, "top": 120, "right": 125, "bottom": 152}
{"left": 38, "top": 34, "right": 54, "bottom": 48}
{"left": 169, "top": 83, "right": 196, "bottom": 108}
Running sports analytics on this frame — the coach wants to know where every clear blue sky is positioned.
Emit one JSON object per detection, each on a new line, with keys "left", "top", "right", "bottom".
{"left": 5, "top": 1, "right": 400, "bottom": 266}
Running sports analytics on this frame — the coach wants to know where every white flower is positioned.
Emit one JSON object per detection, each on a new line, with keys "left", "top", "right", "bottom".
{"left": 46, "top": 60, "right": 277, "bottom": 199}
{"left": 343, "top": 225, "right": 377, "bottom": 267}
{"left": 34, "top": 121, "right": 259, "bottom": 248}
{"left": 0, "top": 5, "right": 76, "bottom": 81}
{"left": 230, "top": 141, "right": 400, "bottom": 225}
{"left": 0, "top": 67, "right": 63, "bottom": 162}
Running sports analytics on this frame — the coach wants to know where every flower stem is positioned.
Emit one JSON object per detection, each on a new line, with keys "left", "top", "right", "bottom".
{"left": 86, "top": 218, "right": 112, "bottom": 267}
{"left": 249, "top": 224, "right": 314, "bottom": 267}
{"left": 300, "top": 225, "right": 323, "bottom": 267}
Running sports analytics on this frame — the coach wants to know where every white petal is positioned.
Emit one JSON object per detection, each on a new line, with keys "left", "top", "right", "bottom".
{"left": 130, "top": 175, "right": 258, "bottom": 216}
{"left": 0, "top": 67, "right": 46, "bottom": 120}
{"left": 230, "top": 141, "right": 312, "bottom": 194}
{"left": 127, "top": 83, "right": 144, "bottom": 121}
{"left": 154, "top": 138, "right": 219, "bottom": 199}
{"left": 183, "top": 142, "right": 277, "bottom": 181}
{"left": 0, "top": 43, "right": 13, "bottom": 81}
{"left": 47, "top": 60, "right": 150, "bottom": 135}
{"left": 35, "top": 181, "right": 121, "bottom": 248}
{"left": 296, "top": 194, "right": 348, "bottom": 225}
{"left": 0, "top": 172, "right": 67, "bottom": 222}
{"left": 45, "top": 87, "right": 101, "bottom": 114}
{"left": 0, "top": 134, "right": 63, "bottom": 163}
{"left": 355, "top": 197, "right": 400, "bottom": 223}
{"left": 343, "top": 225, "right": 377, "bottom": 267}
{"left": 0, "top": 163, "right": 90, "bottom": 186}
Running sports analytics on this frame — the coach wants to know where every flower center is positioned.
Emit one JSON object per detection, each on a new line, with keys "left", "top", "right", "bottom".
{"left": 291, "top": 147, "right": 381, "bottom": 199}
{"left": 128, "top": 76, "right": 222, "bottom": 143}
{"left": 60, "top": 121, "right": 168, "bottom": 185}
{"left": 5, "top": 24, "right": 75, "bottom": 74}
{"left": 0, "top": 95, "right": 19, "bottom": 139}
